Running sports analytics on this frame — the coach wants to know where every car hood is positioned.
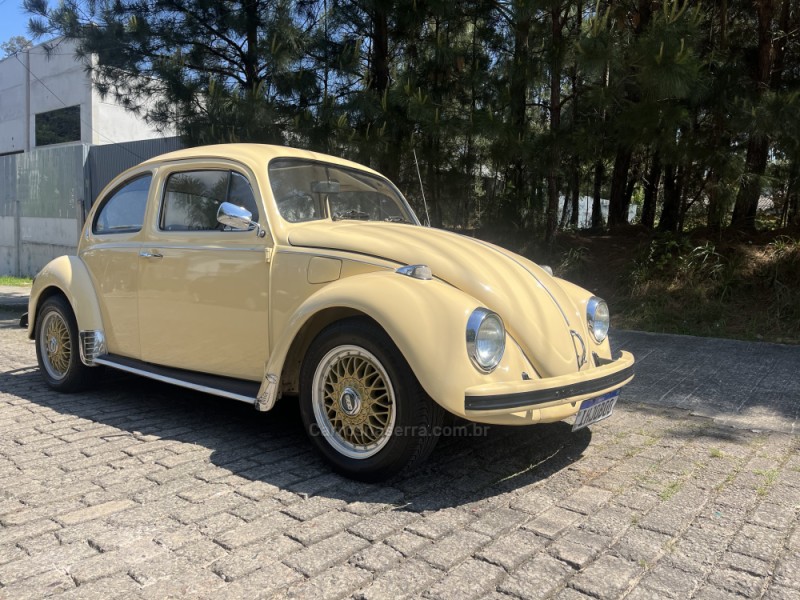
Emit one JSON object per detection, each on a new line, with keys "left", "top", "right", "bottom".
{"left": 288, "top": 221, "right": 591, "bottom": 378}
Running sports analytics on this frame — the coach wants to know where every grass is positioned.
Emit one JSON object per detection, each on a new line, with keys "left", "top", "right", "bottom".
{"left": 0, "top": 276, "right": 32, "bottom": 286}
{"left": 754, "top": 468, "right": 779, "bottom": 496}
{"left": 517, "top": 227, "right": 800, "bottom": 345}
{"left": 709, "top": 448, "right": 724, "bottom": 458}
{"left": 659, "top": 481, "right": 682, "bottom": 501}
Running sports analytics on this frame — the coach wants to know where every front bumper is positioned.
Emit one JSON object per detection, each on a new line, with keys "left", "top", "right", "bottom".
{"left": 464, "top": 350, "right": 635, "bottom": 419}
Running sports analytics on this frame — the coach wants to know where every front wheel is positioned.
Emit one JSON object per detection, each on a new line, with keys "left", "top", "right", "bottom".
{"left": 299, "top": 318, "right": 444, "bottom": 481}
{"left": 35, "top": 295, "right": 93, "bottom": 392}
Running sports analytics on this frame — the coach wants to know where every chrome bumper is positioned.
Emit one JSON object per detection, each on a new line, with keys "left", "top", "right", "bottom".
{"left": 464, "top": 351, "right": 635, "bottom": 416}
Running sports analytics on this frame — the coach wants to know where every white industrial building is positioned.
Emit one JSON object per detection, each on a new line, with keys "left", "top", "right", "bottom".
{"left": 0, "top": 38, "right": 179, "bottom": 276}
{"left": 0, "top": 38, "right": 169, "bottom": 155}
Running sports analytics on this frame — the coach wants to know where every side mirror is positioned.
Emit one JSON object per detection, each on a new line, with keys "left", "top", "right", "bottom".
{"left": 216, "top": 202, "right": 266, "bottom": 237}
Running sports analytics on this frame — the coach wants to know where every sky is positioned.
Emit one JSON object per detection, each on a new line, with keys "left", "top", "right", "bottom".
{"left": 0, "top": 0, "right": 35, "bottom": 48}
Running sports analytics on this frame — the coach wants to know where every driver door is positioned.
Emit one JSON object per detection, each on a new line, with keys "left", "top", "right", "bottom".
{"left": 137, "top": 164, "right": 271, "bottom": 381}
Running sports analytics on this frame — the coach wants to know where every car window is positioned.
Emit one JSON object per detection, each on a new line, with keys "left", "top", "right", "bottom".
{"left": 93, "top": 174, "right": 152, "bottom": 234}
{"left": 269, "top": 159, "right": 416, "bottom": 224}
{"left": 160, "top": 170, "right": 260, "bottom": 231}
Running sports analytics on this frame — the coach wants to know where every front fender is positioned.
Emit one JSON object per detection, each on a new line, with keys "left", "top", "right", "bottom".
{"left": 260, "top": 270, "right": 535, "bottom": 416}
{"left": 28, "top": 256, "right": 104, "bottom": 339}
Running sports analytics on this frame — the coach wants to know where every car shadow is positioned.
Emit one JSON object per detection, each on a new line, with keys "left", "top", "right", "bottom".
{"left": 0, "top": 365, "right": 592, "bottom": 512}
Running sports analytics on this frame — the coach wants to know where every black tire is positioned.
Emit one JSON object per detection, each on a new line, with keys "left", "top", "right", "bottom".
{"left": 35, "top": 295, "right": 93, "bottom": 392}
{"left": 299, "top": 318, "right": 444, "bottom": 481}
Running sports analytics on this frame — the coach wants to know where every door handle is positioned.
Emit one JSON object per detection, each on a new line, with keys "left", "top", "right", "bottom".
{"left": 139, "top": 250, "right": 163, "bottom": 259}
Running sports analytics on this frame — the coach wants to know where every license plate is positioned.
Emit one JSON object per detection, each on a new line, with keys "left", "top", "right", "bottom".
{"left": 572, "top": 391, "right": 619, "bottom": 431}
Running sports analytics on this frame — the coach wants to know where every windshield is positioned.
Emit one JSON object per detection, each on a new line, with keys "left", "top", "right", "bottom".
{"left": 269, "top": 159, "right": 418, "bottom": 224}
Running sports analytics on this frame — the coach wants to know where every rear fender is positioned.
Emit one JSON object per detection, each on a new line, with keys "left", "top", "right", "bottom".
{"left": 28, "top": 256, "right": 104, "bottom": 340}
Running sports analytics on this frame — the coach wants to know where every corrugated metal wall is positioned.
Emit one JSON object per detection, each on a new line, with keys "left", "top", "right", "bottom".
{"left": 0, "top": 137, "right": 184, "bottom": 275}
{"left": 0, "top": 143, "right": 89, "bottom": 218}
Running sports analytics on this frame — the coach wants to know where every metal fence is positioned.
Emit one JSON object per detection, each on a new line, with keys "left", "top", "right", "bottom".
{"left": 0, "top": 137, "right": 184, "bottom": 276}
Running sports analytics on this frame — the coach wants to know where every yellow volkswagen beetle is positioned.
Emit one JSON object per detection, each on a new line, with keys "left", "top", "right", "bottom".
{"left": 25, "top": 144, "right": 634, "bottom": 480}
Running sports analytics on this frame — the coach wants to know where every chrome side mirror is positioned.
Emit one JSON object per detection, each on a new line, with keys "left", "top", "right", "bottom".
{"left": 217, "top": 202, "right": 266, "bottom": 237}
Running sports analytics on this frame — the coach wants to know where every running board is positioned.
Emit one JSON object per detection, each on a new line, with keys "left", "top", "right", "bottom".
{"left": 93, "top": 354, "right": 259, "bottom": 405}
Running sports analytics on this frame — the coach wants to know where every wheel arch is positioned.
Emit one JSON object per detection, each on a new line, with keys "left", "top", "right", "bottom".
{"left": 279, "top": 307, "right": 380, "bottom": 396}
{"left": 258, "top": 270, "right": 533, "bottom": 416}
{"left": 28, "top": 256, "right": 104, "bottom": 340}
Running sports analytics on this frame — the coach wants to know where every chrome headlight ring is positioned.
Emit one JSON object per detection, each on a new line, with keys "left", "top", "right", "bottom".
{"left": 587, "top": 296, "right": 610, "bottom": 343}
{"left": 466, "top": 308, "right": 506, "bottom": 373}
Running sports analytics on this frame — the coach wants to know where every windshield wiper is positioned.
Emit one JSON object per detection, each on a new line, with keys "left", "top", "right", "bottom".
{"left": 333, "top": 209, "right": 370, "bottom": 221}
{"left": 384, "top": 216, "right": 408, "bottom": 223}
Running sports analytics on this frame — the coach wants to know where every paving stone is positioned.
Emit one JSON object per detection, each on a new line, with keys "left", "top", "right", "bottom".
{"left": 425, "top": 558, "right": 505, "bottom": 600}
{"left": 281, "top": 564, "right": 369, "bottom": 599}
{"left": 729, "top": 523, "right": 785, "bottom": 561}
{"left": 418, "top": 529, "right": 491, "bottom": 570}
{"left": 499, "top": 554, "right": 573, "bottom": 600}
{"left": 212, "top": 534, "right": 302, "bottom": 581}
{"left": 2, "top": 319, "right": 800, "bottom": 600}
{"left": 747, "top": 502, "right": 796, "bottom": 531}
{"left": 348, "top": 509, "right": 418, "bottom": 542}
{"left": 214, "top": 511, "right": 299, "bottom": 550}
{"left": 612, "top": 526, "right": 672, "bottom": 564}
{"left": 774, "top": 554, "right": 800, "bottom": 591}
{"left": 466, "top": 507, "right": 529, "bottom": 537}
{"left": 0, "top": 541, "right": 96, "bottom": 586}
{"left": 289, "top": 509, "right": 362, "bottom": 545}
{"left": 355, "top": 558, "right": 439, "bottom": 599}
{"left": 476, "top": 528, "right": 547, "bottom": 571}
{"left": 569, "top": 554, "right": 641, "bottom": 599}
{"left": 580, "top": 504, "right": 636, "bottom": 540}
{"left": 765, "top": 586, "right": 800, "bottom": 600}
{"left": 0, "top": 568, "right": 76, "bottom": 599}
{"left": 405, "top": 508, "right": 472, "bottom": 540}
{"left": 558, "top": 486, "right": 613, "bottom": 515}
{"left": 349, "top": 542, "right": 404, "bottom": 573}
{"left": 548, "top": 529, "right": 611, "bottom": 569}
{"left": 68, "top": 539, "right": 166, "bottom": 585}
{"left": 211, "top": 563, "right": 304, "bottom": 599}
{"left": 637, "top": 563, "right": 704, "bottom": 598}
{"left": 284, "top": 531, "right": 370, "bottom": 576}
{"left": 709, "top": 567, "right": 768, "bottom": 598}
{"left": 523, "top": 507, "right": 582, "bottom": 539}
{"left": 384, "top": 530, "right": 432, "bottom": 557}
{"left": 56, "top": 499, "right": 137, "bottom": 526}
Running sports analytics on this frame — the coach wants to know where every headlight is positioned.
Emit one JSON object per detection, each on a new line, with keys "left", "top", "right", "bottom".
{"left": 466, "top": 308, "right": 505, "bottom": 372}
{"left": 587, "top": 296, "right": 610, "bottom": 343}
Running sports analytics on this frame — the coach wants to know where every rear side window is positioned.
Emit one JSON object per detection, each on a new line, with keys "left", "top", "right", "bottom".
{"left": 93, "top": 174, "right": 152, "bottom": 234}
{"left": 160, "top": 170, "right": 259, "bottom": 231}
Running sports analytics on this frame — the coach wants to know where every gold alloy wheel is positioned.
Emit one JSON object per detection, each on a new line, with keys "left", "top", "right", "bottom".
{"left": 311, "top": 345, "right": 397, "bottom": 459}
{"left": 39, "top": 310, "right": 72, "bottom": 381}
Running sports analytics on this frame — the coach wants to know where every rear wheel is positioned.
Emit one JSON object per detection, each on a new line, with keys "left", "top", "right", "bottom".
{"left": 299, "top": 318, "right": 444, "bottom": 481}
{"left": 35, "top": 296, "right": 93, "bottom": 392}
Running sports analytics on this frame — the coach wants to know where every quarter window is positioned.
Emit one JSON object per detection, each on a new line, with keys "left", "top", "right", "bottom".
{"left": 161, "top": 170, "right": 259, "bottom": 231}
{"left": 93, "top": 174, "right": 152, "bottom": 234}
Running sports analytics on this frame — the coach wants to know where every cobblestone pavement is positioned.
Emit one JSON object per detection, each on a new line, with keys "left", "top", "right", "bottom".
{"left": 0, "top": 312, "right": 798, "bottom": 599}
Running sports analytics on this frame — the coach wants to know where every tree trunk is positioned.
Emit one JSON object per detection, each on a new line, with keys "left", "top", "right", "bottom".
{"left": 592, "top": 160, "right": 604, "bottom": 228}
{"left": 545, "top": 5, "right": 563, "bottom": 243}
{"left": 659, "top": 163, "right": 681, "bottom": 232}
{"left": 642, "top": 150, "right": 661, "bottom": 229}
{"left": 242, "top": 0, "right": 260, "bottom": 90}
{"left": 731, "top": 137, "right": 770, "bottom": 229}
{"left": 570, "top": 159, "right": 580, "bottom": 227}
{"left": 730, "top": 0, "right": 776, "bottom": 230}
{"left": 509, "top": 9, "right": 531, "bottom": 223}
{"left": 787, "top": 156, "right": 799, "bottom": 226}
{"left": 624, "top": 158, "right": 640, "bottom": 222}
{"left": 608, "top": 147, "right": 631, "bottom": 228}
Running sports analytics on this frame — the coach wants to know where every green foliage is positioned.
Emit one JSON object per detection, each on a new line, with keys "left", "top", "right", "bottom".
{"left": 23, "top": 0, "right": 800, "bottom": 235}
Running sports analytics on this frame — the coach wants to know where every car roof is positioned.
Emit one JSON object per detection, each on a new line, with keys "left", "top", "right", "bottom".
{"left": 140, "top": 143, "right": 383, "bottom": 177}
